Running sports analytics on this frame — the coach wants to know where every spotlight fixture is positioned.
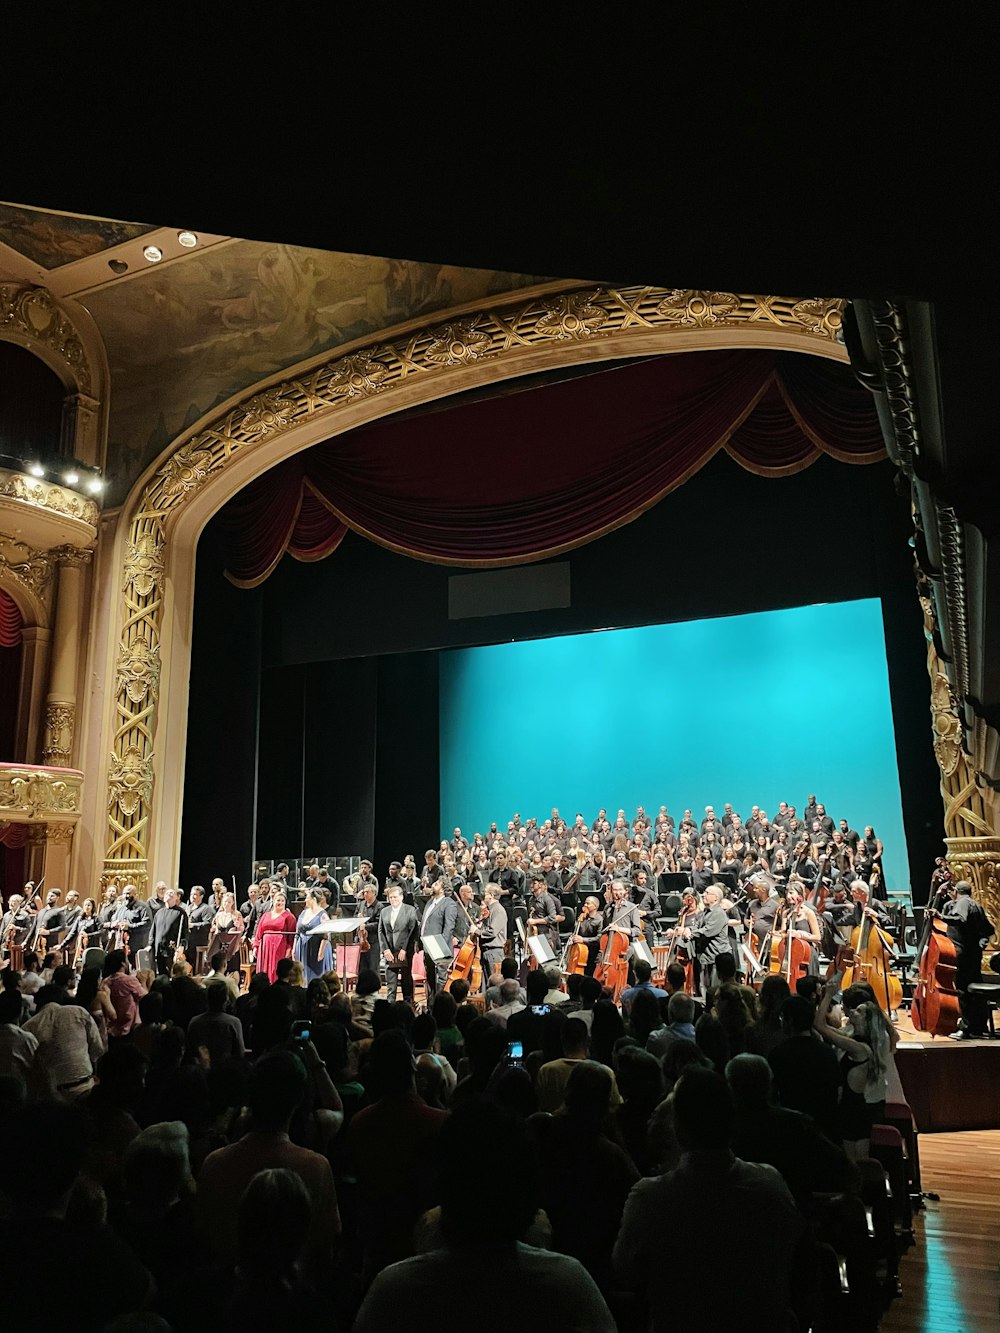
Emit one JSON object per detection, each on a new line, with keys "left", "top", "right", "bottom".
{"left": 86, "top": 476, "right": 105, "bottom": 495}
{"left": 177, "top": 230, "right": 198, "bottom": 248}
{"left": 29, "top": 462, "right": 46, "bottom": 477}
{"left": 142, "top": 245, "right": 163, "bottom": 263}
{"left": 63, "top": 470, "right": 80, "bottom": 485}
{"left": 108, "top": 258, "right": 128, "bottom": 275}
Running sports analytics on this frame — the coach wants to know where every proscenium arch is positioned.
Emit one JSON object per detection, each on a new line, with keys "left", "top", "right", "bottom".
{"left": 99, "top": 284, "right": 849, "bottom": 888}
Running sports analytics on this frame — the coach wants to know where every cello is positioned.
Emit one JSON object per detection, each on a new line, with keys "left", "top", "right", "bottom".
{"left": 593, "top": 901, "right": 634, "bottom": 1004}
{"left": 663, "top": 892, "right": 697, "bottom": 994}
{"left": 911, "top": 888, "right": 960, "bottom": 1035}
{"left": 768, "top": 896, "right": 814, "bottom": 986}
{"left": 446, "top": 896, "right": 483, "bottom": 993}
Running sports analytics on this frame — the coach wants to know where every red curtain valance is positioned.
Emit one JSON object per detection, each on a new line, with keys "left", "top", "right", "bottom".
{"left": 220, "top": 349, "right": 884, "bottom": 586}
{"left": 0, "top": 820, "right": 30, "bottom": 848}
{"left": 0, "top": 588, "right": 22, "bottom": 647}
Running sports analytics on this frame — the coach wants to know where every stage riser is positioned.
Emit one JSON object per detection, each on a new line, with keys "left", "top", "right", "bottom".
{"left": 895, "top": 1044, "right": 1000, "bottom": 1132}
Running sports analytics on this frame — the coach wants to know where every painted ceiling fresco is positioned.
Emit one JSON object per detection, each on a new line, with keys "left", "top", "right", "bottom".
{"left": 83, "top": 240, "right": 548, "bottom": 489}
{"left": 0, "top": 203, "right": 155, "bottom": 269}
{"left": 0, "top": 203, "right": 549, "bottom": 498}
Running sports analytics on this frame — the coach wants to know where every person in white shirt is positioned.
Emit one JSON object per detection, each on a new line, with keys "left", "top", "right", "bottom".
{"left": 24, "top": 985, "right": 105, "bottom": 1100}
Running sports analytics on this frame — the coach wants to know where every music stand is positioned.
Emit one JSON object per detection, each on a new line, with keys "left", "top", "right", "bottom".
{"left": 526, "top": 935, "right": 556, "bottom": 967}
{"left": 632, "top": 937, "right": 655, "bottom": 969}
{"left": 308, "top": 917, "right": 364, "bottom": 978}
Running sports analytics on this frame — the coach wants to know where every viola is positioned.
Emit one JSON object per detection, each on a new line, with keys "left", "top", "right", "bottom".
{"left": 911, "top": 891, "right": 959, "bottom": 1035}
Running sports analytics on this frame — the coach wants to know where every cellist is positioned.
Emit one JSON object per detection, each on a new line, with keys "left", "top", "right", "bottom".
{"left": 603, "top": 881, "right": 642, "bottom": 945}
{"left": 672, "top": 883, "right": 730, "bottom": 996}
{"left": 570, "top": 894, "right": 605, "bottom": 975}
{"left": 774, "top": 884, "right": 822, "bottom": 975}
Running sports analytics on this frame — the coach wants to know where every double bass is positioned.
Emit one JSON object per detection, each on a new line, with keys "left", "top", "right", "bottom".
{"left": 839, "top": 903, "right": 903, "bottom": 1014}
{"left": 911, "top": 888, "right": 960, "bottom": 1036}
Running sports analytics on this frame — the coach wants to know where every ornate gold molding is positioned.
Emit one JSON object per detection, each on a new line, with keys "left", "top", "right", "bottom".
{"left": 0, "top": 765, "right": 83, "bottom": 821}
{"left": 0, "top": 469, "right": 100, "bottom": 529}
{"left": 0, "top": 539, "right": 55, "bottom": 607}
{"left": 0, "top": 284, "right": 93, "bottom": 394}
{"left": 103, "top": 285, "right": 847, "bottom": 884}
{"left": 944, "top": 837, "right": 1000, "bottom": 949}
{"left": 45, "top": 821, "right": 76, "bottom": 846}
{"left": 42, "top": 704, "right": 76, "bottom": 766}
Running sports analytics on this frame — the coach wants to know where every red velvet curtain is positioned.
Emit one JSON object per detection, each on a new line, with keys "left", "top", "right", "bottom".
{"left": 221, "top": 349, "right": 884, "bottom": 586}
{"left": 0, "top": 588, "right": 21, "bottom": 648}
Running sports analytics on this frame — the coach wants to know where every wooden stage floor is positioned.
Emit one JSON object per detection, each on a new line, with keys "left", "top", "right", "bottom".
{"left": 881, "top": 1130, "right": 1000, "bottom": 1333}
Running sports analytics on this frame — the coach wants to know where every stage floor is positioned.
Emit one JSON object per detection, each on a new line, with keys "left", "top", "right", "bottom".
{"left": 892, "top": 1012, "right": 1000, "bottom": 1133}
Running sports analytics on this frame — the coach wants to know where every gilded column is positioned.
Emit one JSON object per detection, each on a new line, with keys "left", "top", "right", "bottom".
{"left": 42, "top": 547, "right": 92, "bottom": 767}
{"left": 921, "top": 591, "right": 1000, "bottom": 949}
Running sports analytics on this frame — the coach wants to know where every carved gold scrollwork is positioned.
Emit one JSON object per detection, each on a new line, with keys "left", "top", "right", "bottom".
{"left": 46, "top": 821, "right": 76, "bottom": 846}
{"left": 115, "top": 635, "right": 161, "bottom": 705}
{"left": 425, "top": 320, "right": 493, "bottom": 365}
{"left": 107, "top": 743, "right": 154, "bottom": 820}
{"left": 123, "top": 530, "right": 165, "bottom": 598}
{"left": 103, "top": 284, "right": 851, "bottom": 886}
{"left": 0, "top": 766, "right": 82, "bottom": 818}
{"left": 944, "top": 838, "right": 1000, "bottom": 947}
{"left": 0, "top": 541, "right": 55, "bottom": 602}
{"left": 0, "top": 284, "right": 92, "bottom": 394}
{"left": 656, "top": 289, "right": 741, "bottom": 327}
{"left": 42, "top": 704, "right": 75, "bottom": 766}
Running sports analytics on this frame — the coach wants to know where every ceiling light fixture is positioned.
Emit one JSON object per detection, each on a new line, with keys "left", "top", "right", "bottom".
{"left": 142, "top": 245, "right": 163, "bottom": 263}
{"left": 63, "top": 470, "right": 80, "bottom": 485}
{"left": 29, "top": 462, "right": 46, "bottom": 477}
{"left": 177, "top": 230, "right": 198, "bottom": 248}
{"left": 86, "top": 477, "right": 105, "bottom": 495}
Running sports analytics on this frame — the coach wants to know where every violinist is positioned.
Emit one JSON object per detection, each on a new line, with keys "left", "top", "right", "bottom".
{"left": 1, "top": 894, "right": 32, "bottom": 962}
{"left": 113, "top": 884, "right": 153, "bottom": 955}
{"left": 452, "top": 882, "right": 480, "bottom": 943}
{"left": 570, "top": 895, "right": 605, "bottom": 975}
{"left": 775, "top": 885, "right": 822, "bottom": 975}
{"left": 358, "top": 883, "right": 384, "bottom": 963}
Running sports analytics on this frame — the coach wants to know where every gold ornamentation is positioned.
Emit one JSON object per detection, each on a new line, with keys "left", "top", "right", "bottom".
{"left": 123, "top": 531, "right": 165, "bottom": 598}
{"left": 656, "top": 289, "right": 741, "bottom": 326}
{"left": 791, "top": 298, "right": 844, "bottom": 340}
{"left": 0, "top": 541, "right": 55, "bottom": 601}
{"left": 115, "top": 635, "right": 160, "bottom": 704}
{"left": 239, "top": 389, "right": 296, "bottom": 439}
{"left": 0, "top": 765, "right": 82, "bottom": 819}
{"left": 535, "top": 292, "right": 609, "bottom": 340}
{"left": 46, "top": 821, "right": 76, "bottom": 846}
{"left": 425, "top": 320, "right": 494, "bottom": 365}
{"left": 156, "top": 446, "right": 217, "bottom": 500}
{"left": 0, "top": 284, "right": 92, "bottom": 394}
{"left": 324, "top": 352, "right": 389, "bottom": 400}
{"left": 0, "top": 468, "right": 99, "bottom": 528}
{"left": 104, "top": 284, "right": 851, "bottom": 886}
{"left": 945, "top": 837, "right": 1000, "bottom": 947}
{"left": 107, "top": 744, "right": 153, "bottom": 820}
{"left": 55, "top": 545, "right": 94, "bottom": 569}
{"left": 42, "top": 704, "right": 75, "bottom": 766}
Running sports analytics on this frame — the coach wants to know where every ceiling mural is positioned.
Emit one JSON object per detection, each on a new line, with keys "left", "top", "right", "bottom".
{"left": 0, "top": 202, "right": 155, "bottom": 269}
{"left": 0, "top": 202, "right": 550, "bottom": 500}
{"left": 82, "top": 239, "right": 548, "bottom": 494}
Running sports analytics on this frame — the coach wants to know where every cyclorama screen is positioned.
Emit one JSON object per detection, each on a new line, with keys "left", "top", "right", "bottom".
{"left": 438, "top": 598, "right": 909, "bottom": 892}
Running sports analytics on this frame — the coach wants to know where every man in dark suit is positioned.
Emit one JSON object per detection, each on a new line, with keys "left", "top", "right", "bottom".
{"left": 151, "top": 888, "right": 189, "bottom": 974}
{"left": 419, "top": 880, "right": 458, "bottom": 998}
{"left": 378, "top": 886, "right": 418, "bottom": 1001}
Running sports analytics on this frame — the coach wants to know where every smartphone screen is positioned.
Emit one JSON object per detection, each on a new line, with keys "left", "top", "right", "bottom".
{"left": 506, "top": 1038, "right": 524, "bottom": 1065}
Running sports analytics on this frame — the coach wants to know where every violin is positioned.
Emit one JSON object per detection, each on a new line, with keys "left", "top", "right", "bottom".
{"left": 911, "top": 889, "right": 960, "bottom": 1036}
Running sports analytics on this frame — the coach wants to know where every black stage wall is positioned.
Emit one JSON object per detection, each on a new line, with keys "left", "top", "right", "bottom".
{"left": 181, "top": 451, "right": 941, "bottom": 896}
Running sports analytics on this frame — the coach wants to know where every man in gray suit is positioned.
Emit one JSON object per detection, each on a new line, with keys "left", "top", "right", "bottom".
{"left": 378, "top": 886, "right": 418, "bottom": 1002}
{"left": 419, "top": 880, "right": 458, "bottom": 999}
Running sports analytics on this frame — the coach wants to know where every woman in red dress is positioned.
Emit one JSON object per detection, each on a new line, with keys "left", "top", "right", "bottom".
{"left": 253, "top": 891, "right": 297, "bottom": 981}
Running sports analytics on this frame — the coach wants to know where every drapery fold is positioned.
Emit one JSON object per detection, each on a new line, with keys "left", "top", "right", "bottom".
{"left": 221, "top": 349, "right": 884, "bottom": 586}
{"left": 0, "top": 588, "right": 22, "bottom": 647}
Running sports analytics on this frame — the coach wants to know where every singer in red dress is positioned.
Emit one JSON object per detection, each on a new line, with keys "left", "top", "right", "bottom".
{"left": 253, "top": 891, "right": 297, "bottom": 981}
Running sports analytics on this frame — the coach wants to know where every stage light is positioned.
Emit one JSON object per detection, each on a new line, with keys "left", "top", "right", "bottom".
{"left": 63, "top": 470, "right": 80, "bottom": 485}
{"left": 86, "top": 476, "right": 105, "bottom": 495}
{"left": 177, "top": 230, "right": 198, "bottom": 248}
{"left": 29, "top": 462, "right": 45, "bottom": 477}
{"left": 142, "top": 245, "right": 163, "bottom": 263}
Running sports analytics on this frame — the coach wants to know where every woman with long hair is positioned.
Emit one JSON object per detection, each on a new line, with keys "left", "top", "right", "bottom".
{"left": 814, "top": 972, "right": 893, "bottom": 1158}
{"left": 253, "top": 891, "right": 297, "bottom": 982}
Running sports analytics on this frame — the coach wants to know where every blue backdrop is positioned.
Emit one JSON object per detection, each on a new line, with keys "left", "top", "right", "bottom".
{"left": 439, "top": 598, "right": 909, "bottom": 891}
